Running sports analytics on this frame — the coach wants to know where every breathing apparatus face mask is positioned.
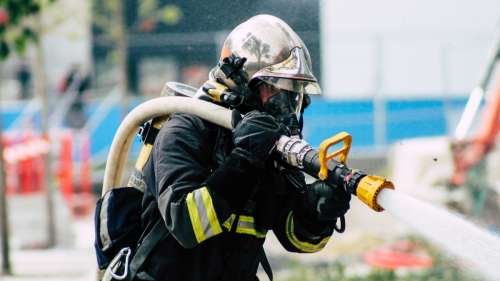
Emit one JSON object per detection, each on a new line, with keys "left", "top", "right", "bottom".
{"left": 257, "top": 78, "right": 307, "bottom": 136}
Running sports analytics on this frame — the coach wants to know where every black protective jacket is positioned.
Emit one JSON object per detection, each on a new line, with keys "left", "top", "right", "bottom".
{"left": 137, "top": 112, "right": 334, "bottom": 281}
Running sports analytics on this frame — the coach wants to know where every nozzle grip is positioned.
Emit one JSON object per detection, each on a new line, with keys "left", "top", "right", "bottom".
{"left": 274, "top": 135, "right": 395, "bottom": 212}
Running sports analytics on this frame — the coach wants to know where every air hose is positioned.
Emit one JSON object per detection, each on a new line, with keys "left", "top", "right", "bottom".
{"left": 102, "top": 97, "right": 232, "bottom": 193}
{"left": 102, "top": 96, "right": 394, "bottom": 211}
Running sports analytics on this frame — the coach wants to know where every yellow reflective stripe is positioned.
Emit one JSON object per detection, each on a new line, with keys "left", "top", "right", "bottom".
{"left": 186, "top": 192, "right": 205, "bottom": 243}
{"left": 236, "top": 227, "right": 257, "bottom": 236}
{"left": 239, "top": 215, "right": 254, "bottom": 223}
{"left": 200, "top": 187, "right": 223, "bottom": 235}
{"left": 285, "top": 212, "right": 330, "bottom": 253}
{"left": 186, "top": 187, "right": 224, "bottom": 244}
{"left": 222, "top": 214, "right": 267, "bottom": 238}
{"left": 235, "top": 227, "right": 267, "bottom": 238}
{"left": 223, "top": 214, "right": 236, "bottom": 231}
{"left": 236, "top": 215, "right": 267, "bottom": 238}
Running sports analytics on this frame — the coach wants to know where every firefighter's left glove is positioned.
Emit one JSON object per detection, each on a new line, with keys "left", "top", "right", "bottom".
{"left": 303, "top": 180, "right": 351, "bottom": 222}
{"left": 232, "top": 110, "right": 286, "bottom": 168}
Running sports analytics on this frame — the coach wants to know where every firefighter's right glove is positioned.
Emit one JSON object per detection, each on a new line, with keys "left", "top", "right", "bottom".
{"left": 303, "top": 180, "right": 351, "bottom": 222}
{"left": 204, "top": 110, "right": 285, "bottom": 210}
{"left": 231, "top": 110, "right": 286, "bottom": 168}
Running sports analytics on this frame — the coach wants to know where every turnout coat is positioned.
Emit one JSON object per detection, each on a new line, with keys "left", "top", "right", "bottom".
{"left": 137, "top": 112, "right": 334, "bottom": 281}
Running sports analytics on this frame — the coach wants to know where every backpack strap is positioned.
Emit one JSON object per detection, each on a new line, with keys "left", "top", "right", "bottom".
{"left": 258, "top": 246, "right": 273, "bottom": 281}
{"left": 127, "top": 219, "right": 168, "bottom": 281}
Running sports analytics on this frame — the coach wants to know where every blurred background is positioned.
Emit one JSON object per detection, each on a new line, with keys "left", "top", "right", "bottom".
{"left": 0, "top": 0, "right": 499, "bottom": 280}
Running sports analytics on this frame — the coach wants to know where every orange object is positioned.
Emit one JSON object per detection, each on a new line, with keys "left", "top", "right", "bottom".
{"left": 3, "top": 132, "right": 50, "bottom": 195}
{"left": 364, "top": 240, "right": 433, "bottom": 270}
{"left": 19, "top": 133, "right": 33, "bottom": 193}
{"left": 32, "top": 137, "right": 44, "bottom": 193}
{"left": 80, "top": 131, "right": 91, "bottom": 195}
{"left": 58, "top": 132, "right": 73, "bottom": 200}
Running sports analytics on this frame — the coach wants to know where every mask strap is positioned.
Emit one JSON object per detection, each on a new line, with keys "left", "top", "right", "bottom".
{"left": 298, "top": 114, "right": 304, "bottom": 138}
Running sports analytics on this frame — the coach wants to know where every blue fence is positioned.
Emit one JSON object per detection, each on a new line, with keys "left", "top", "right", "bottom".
{"left": 1, "top": 96, "right": 468, "bottom": 159}
{"left": 303, "top": 97, "right": 467, "bottom": 149}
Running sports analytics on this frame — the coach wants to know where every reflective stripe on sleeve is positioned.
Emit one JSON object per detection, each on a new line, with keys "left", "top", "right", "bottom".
{"left": 285, "top": 212, "right": 330, "bottom": 253}
{"left": 236, "top": 215, "right": 267, "bottom": 238}
{"left": 223, "top": 214, "right": 236, "bottom": 230}
{"left": 222, "top": 214, "right": 267, "bottom": 238}
{"left": 186, "top": 187, "right": 223, "bottom": 243}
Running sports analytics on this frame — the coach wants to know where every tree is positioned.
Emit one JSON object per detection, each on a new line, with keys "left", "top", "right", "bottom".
{"left": 0, "top": 0, "right": 55, "bottom": 275}
{"left": 92, "top": 0, "right": 182, "bottom": 95}
{"left": 0, "top": 0, "right": 42, "bottom": 59}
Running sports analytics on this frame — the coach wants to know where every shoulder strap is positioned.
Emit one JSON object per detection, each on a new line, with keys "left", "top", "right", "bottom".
{"left": 258, "top": 246, "right": 273, "bottom": 281}
{"left": 127, "top": 219, "right": 168, "bottom": 281}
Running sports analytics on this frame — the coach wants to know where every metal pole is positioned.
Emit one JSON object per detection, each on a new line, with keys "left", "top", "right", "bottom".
{"left": 0, "top": 96, "right": 12, "bottom": 275}
{"left": 34, "top": 13, "right": 57, "bottom": 248}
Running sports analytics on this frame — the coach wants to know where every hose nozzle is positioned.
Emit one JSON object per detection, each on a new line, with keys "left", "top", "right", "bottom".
{"left": 355, "top": 175, "right": 394, "bottom": 212}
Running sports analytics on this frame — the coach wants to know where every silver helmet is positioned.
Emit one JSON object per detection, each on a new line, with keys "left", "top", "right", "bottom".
{"left": 212, "top": 14, "right": 321, "bottom": 98}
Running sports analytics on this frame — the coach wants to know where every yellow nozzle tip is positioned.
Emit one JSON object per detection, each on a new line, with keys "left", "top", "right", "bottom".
{"left": 356, "top": 175, "right": 394, "bottom": 212}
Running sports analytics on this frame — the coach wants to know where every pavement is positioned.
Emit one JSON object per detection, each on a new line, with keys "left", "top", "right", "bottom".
{"left": 2, "top": 193, "right": 97, "bottom": 281}
{"left": 2, "top": 218, "right": 96, "bottom": 281}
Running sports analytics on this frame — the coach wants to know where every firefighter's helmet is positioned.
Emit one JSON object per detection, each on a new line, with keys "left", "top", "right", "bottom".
{"left": 212, "top": 14, "right": 321, "bottom": 98}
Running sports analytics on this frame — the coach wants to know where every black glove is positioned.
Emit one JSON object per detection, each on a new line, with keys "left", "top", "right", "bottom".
{"left": 204, "top": 151, "right": 260, "bottom": 210}
{"left": 303, "top": 180, "right": 351, "bottom": 222}
{"left": 232, "top": 110, "right": 286, "bottom": 168}
{"left": 204, "top": 111, "right": 284, "bottom": 210}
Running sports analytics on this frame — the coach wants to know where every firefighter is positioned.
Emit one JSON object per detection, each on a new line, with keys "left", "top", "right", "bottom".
{"left": 138, "top": 15, "right": 352, "bottom": 281}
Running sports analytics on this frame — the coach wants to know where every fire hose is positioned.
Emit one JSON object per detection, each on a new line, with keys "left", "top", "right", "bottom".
{"left": 102, "top": 95, "right": 394, "bottom": 212}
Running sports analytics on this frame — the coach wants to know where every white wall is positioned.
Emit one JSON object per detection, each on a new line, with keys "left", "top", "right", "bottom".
{"left": 320, "top": 0, "right": 499, "bottom": 99}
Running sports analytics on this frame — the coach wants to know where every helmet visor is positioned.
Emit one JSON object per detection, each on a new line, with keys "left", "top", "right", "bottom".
{"left": 258, "top": 80, "right": 304, "bottom": 118}
{"left": 258, "top": 76, "right": 321, "bottom": 96}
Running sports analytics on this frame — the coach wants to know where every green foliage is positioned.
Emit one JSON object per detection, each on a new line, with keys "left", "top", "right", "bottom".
{"left": 92, "top": 0, "right": 182, "bottom": 38}
{"left": 91, "top": 0, "right": 119, "bottom": 37}
{"left": 280, "top": 260, "right": 476, "bottom": 281}
{"left": 139, "top": 0, "right": 182, "bottom": 26}
{"left": 0, "top": 0, "right": 53, "bottom": 60}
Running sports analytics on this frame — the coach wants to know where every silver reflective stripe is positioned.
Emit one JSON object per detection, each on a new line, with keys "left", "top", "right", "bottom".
{"left": 100, "top": 192, "right": 112, "bottom": 250}
{"left": 237, "top": 220, "right": 255, "bottom": 230}
{"left": 235, "top": 216, "right": 267, "bottom": 238}
{"left": 193, "top": 189, "right": 214, "bottom": 238}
